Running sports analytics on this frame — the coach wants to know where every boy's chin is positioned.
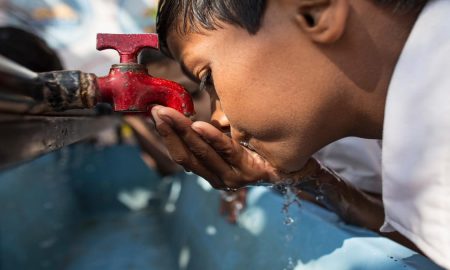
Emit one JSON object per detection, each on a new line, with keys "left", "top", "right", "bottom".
{"left": 270, "top": 157, "right": 310, "bottom": 175}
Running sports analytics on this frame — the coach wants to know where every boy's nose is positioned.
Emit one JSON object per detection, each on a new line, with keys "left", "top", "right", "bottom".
{"left": 209, "top": 99, "right": 245, "bottom": 142}
{"left": 209, "top": 99, "right": 230, "bottom": 133}
{"left": 209, "top": 107, "right": 245, "bottom": 142}
{"left": 210, "top": 107, "right": 231, "bottom": 134}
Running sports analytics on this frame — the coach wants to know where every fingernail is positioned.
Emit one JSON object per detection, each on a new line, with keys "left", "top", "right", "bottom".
{"left": 151, "top": 105, "right": 163, "bottom": 113}
{"left": 191, "top": 122, "right": 202, "bottom": 133}
{"left": 152, "top": 106, "right": 174, "bottom": 126}
{"left": 158, "top": 111, "right": 173, "bottom": 126}
{"left": 191, "top": 123, "right": 206, "bottom": 138}
{"left": 151, "top": 106, "right": 163, "bottom": 125}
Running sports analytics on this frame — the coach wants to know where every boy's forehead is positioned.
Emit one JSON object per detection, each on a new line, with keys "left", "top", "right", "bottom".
{"left": 165, "top": 19, "right": 203, "bottom": 60}
{"left": 166, "top": 30, "right": 213, "bottom": 63}
{"left": 165, "top": 31, "right": 203, "bottom": 81}
{"left": 165, "top": 15, "right": 231, "bottom": 60}
{"left": 166, "top": 31, "right": 186, "bottom": 61}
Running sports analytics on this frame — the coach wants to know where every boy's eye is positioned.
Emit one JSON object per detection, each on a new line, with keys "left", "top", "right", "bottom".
{"left": 190, "top": 88, "right": 203, "bottom": 100}
{"left": 199, "top": 70, "right": 214, "bottom": 93}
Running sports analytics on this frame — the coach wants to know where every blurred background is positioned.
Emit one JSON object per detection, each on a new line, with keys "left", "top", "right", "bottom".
{"left": 0, "top": 1, "right": 444, "bottom": 270}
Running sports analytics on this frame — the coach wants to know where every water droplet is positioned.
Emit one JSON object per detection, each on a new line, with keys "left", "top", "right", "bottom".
{"left": 256, "top": 180, "right": 270, "bottom": 186}
{"left": 285, "top": 234, "right": 294, "bottom": 242}
{"left": 220, "top": 191, "right": 238, "bottom": 202}
{"left": 284, "top": 217, "right": 294, "bottom": 226}
{"left": 315, "top": 195, "right": 324, "bottom": 201}
{"left": 240, "top": 141, "right": 249, "bottom": 148}
{"left": 283, "top": 257, "right": 296, "bottom": 270}
{"left": 223, "top": 187, "right": 238, "bottom": 192}
{"left": 205, "top": 226, "right": 217, "bottom": 236}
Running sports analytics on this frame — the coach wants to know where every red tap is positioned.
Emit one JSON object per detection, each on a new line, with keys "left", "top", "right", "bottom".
{"left": 95, "top": 33, "right": 194, "bottom": 117}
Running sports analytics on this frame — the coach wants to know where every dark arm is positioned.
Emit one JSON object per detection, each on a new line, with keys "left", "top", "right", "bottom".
{"left": 293, "top": 158, "right": 420, "bottom": 253}
{"left": 124, "top": 116, "right": 182, "bottom": 176}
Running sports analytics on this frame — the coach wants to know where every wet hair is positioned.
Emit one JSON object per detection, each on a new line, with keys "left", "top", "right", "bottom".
{"left": 0, "top": 26, "right": 63, "bottom": 72}
{"left": 156, "top": 0, "right": 427, "bottom": 57}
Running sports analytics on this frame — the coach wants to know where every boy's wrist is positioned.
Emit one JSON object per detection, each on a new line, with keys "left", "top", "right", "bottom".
{"left": 287, "top": 159, "right": 380, "bottom": 229}
{"left": 279, "top": 158, "right": 348, "bottom": 212}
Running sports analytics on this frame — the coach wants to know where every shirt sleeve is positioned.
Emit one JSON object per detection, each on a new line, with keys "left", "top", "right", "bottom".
{"left": 314, "top": 137, "right": 382, "bottom": 194}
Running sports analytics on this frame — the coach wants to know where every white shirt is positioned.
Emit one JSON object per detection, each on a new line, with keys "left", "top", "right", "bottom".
{"left": 381, "top": 0, "right": 450, "bottom": 268}
{"left": 315, "top": 138, "right": 382, "bottom": 194}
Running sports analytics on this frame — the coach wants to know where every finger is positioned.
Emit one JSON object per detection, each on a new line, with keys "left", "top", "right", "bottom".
{"left": 192, "top": 122, "right": 280, "bottom": 184}
{"left": 238, "top": 189, "right": 247, "bottom": 209}
{"left": 228, "top": 212, "right": 237, "bottom": 224}
{"left": 219, "top": 200, "right": 226, "bottom": 215}
{"left": 157, "top": 107, "right": 241, "bottom": 184}
{"left": 153, "top": 106, "right": 193, "bottom": 130}
{"left": 191, "top": 121, "right": 245, "bottom": 165}
{"left": 152, "top": 106, "right": 224, "bottom": 188}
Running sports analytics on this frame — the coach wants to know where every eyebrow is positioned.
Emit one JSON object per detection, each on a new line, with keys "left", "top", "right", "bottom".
{"left": 180, "top": 61, "right": 199, "bottom": 83}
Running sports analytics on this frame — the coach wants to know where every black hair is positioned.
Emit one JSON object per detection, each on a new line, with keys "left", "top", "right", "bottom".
{"left": 376, "top": 0, "right": 428, "bottom": 11}
{"left": 0, "top": 26, "right": 63, "bottom": 72}
{"left": 157, "top": 0, "right": 267, "bottom": 57}
{"left": 157, "top": 0, "right": 427, "bottom": 57}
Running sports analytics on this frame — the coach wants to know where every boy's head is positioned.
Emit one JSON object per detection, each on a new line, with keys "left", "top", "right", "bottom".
{"left": 156, "top": 0, "right": 425, "bottom": 173}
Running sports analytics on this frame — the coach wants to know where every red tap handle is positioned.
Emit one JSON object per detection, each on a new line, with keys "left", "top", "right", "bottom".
{"left": 96, "top": 33, "right": 159, "bottom": 63}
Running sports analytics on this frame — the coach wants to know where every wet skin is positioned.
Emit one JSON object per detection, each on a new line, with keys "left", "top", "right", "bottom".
{"left": 152, "top": 0, "right": 419, "bottom": 189}
{"left": 129, "top": 58, "right": 248, "bottom": 222}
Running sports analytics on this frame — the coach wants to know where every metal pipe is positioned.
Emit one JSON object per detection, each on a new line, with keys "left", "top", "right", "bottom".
{"left": 0, "top": 55, "right": 42, "bottom": 98}
{"left": 0, "top": 54, "right": 37, "bottom": 80}
{"left": 0, "top": 55, "right": 99, "bottom": 114}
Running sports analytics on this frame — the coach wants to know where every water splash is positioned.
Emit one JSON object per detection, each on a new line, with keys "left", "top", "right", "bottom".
{"left": 272, "top": 181, "right": 302, "bottom": 270}
{"left": 284, "top": 216, "right": 294, "bottom": 226}
{"left": 273, "top": 183, "right": 301, "bottom": 227}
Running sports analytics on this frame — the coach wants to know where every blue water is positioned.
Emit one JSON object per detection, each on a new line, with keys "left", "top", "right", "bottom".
{"left": 0, "top": 144, "right": 443, "bottom": 270}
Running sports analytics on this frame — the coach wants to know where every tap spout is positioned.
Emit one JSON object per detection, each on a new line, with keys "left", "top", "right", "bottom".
{"left": 96, "top": 64, "right": 194, "bottom": 117}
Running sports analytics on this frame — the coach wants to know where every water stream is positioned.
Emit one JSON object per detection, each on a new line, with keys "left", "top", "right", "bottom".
{"left": 271, "top": 182, "right": 302, "bottom": 270}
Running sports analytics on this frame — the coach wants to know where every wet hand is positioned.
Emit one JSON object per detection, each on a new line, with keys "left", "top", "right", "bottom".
{"left": 151, "top": 105, "right": 280, "bottom": 189}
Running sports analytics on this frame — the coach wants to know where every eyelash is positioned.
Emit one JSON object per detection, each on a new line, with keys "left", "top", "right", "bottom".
{"left": 199, "top": 70, "right": 214, "bottom": 93}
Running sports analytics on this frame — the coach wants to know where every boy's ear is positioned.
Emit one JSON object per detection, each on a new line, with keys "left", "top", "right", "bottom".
{"left": 294, "top": 0, "right": 350, "bottom": 44}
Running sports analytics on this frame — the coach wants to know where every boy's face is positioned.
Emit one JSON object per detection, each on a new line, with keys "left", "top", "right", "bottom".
{"left": 166, "top": 1, "right": 363, "bottom": 173}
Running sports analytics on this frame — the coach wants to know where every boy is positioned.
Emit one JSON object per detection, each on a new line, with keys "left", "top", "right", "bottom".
{"left": 127, "top": 48, "right": 249, "bottom": 223}
{"left": 151, "top": 0, "right": 449, "bottom": 268}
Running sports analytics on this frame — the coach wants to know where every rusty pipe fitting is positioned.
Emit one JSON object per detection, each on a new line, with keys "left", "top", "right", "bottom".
{"left": 36, "top": 71, "right": 98, "bottom": 112}
{"left": 10, "top": 34, "right": 195, "bottom": 117}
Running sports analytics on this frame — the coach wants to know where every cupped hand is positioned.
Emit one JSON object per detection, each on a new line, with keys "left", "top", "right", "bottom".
{"left": 151, "top": 105, "right": 281, "bottom": 189}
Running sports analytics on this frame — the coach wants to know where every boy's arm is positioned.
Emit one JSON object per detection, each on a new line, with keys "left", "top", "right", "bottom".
{"left": 151, "top": 106, "right": 420, "bottom": 252}
{"left": 297, "top": 158, "right": 420, "bottom": 252}
{"left": 124, "top": 116, "right": 183, "bottom": 176}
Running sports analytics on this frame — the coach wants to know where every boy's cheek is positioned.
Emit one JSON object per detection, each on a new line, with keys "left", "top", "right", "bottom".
{"left": 250, "top": 139, "right": 308, "bottom": 173}
{"left": 226, "top": 112, "right": 306, "bottom": 168}
{"left": 224, "top": 100, "right": 295, "bottom": 141}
